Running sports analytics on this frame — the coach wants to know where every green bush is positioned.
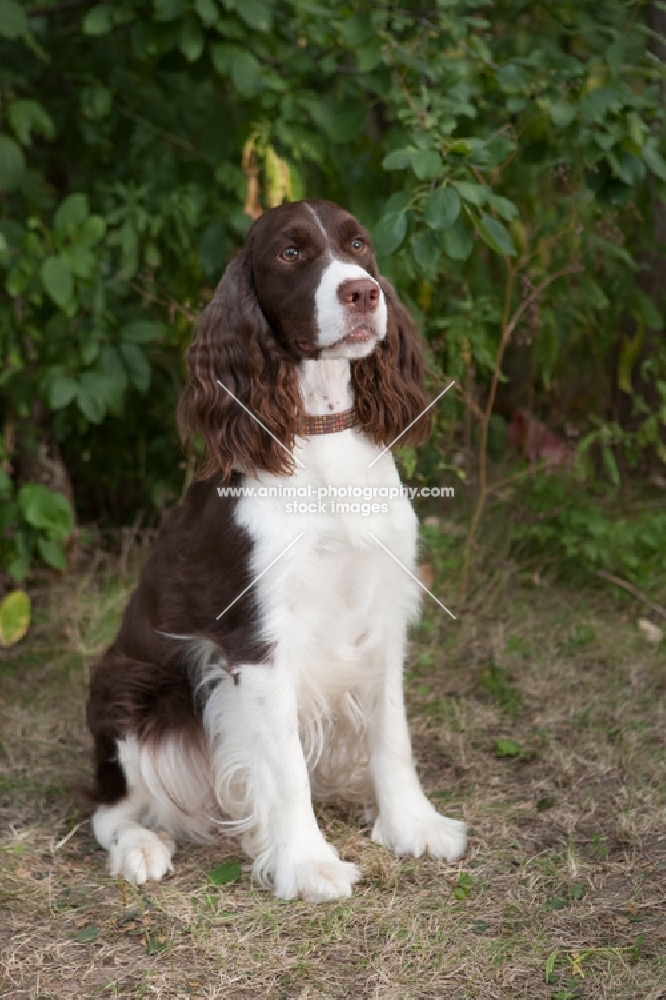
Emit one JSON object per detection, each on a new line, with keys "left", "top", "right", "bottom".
{"left": 1, "top": 0, "right": 665, "bottom": 580}
{"left": 511, "top": 473, "right": 666, "bottom": 589}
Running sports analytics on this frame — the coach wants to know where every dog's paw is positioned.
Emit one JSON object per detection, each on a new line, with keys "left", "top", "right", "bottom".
{"left": 372, "top": 804, "right": 466, "bottom": 862}
{"left": 282, "top": 857, "right": 360, "bottom": 903}
{"left": 109, "top": 829, "right": 176, "bottom": 884}
{"left": 265, "top": 840, "right": 360, "bottom": 902}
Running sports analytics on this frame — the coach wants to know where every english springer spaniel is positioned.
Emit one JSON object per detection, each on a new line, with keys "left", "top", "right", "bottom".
{"left": 87, "top": 199, "right": 466, "bottom": 901}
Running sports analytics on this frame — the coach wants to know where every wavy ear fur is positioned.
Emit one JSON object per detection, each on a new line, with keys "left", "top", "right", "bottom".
{"left": 351, "top": 278, "right": 431, "bottom": 447}
{"left": 179, "top": 251, "right": 302, "bottom": 480}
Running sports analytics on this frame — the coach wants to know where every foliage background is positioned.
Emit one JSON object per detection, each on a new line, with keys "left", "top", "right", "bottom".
{"left": 1, "top": 0, "right": 665, "bottom": 588}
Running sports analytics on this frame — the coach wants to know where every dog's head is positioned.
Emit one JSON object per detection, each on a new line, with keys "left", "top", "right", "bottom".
{"left": 180, "top": 199, "right": 430, "bottom": 478}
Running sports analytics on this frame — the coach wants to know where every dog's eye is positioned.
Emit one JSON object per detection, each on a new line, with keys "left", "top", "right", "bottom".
{"left": 280, "top": 247, "right": 300, "bottom": 262}
{"left": 350, "top": 237, "right": 365, "bottom": 253}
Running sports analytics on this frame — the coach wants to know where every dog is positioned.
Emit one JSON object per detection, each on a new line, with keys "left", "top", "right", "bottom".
{"left": 87, "top": 199, "right": 466, "bottom": 901}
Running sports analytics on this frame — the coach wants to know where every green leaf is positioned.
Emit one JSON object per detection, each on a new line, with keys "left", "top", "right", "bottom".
{"left": 78, "top": 370, "right": 122, "bottom": 411}
{"left": 144, "top": 932, "right": 167, "bottom": 955}
{"left": 0, "top": 468, "right": 12, "bottom": 501}
{"left": 442, "top": 216, "right": 474, "bottom": 260}
{"left": 448, "top": 138, "right": 474, "bottom": 155}
{"left": 209, "top": 861, "right": 242, "bottom": 885}
{"left": 54, "top": 194, "right": 89, "bottom": 236}
{"left": 0, "top": 590, "right": 31, "bottom": 647}
{"left": 357, "top": 38, "right": 383, "bottom": 73}
{"left": 635, "top": 288, "right": 662, "bottom": 331}
{"left": 153, "top": 0, "right": 187, "bottom": 20}
{"left": 307, "top": 102, "right": 367, "bottom": 144}
{"left": 608, "top": 151, "right": 644, "bottom": 186}
{"left": 485, "top": 193, "right": 519, "bottom": 222}
{"left": 642, "top": 141, "right": 666, "bottom": 182}
{"left": 411, "top": 229, "right": 441, "bottom": 280}
{"left": 97, "top": 345, "right": 128, "bottom": 400}
{"left": 424, "top": 187, "right": 460, "bottom": 230}
{"left": 412, "top": 150, "right": 442, "bottom": 181}
{"left": 119, "top": 219, "right": 139, "bottom": 278}
{"left": 211, "top": 43, "right": 233, "bottom": 76}
{"left": 65, "top": 247, "right": 96, "bottom": 279}
{"left": 8, "top": 100, "right": 55, "bottom": 146}
{"left": 81, "top": 338, "right": 101, "bottom": 367}
{"left": 36, "top": 536, "right": 67, "bottom": 571}
{"left": 81, "top": 84, "right": 112, "bottom": 120}
{"left": 549, "top": 101, "right": 576, "bottom": 128}
{"left": 179, "top": 17, "right": 204, "bottom": 61}
{"left": 231, "top": 51, "right": 262, "bottom": 97}
{"left": 384, "top": 191, "right": 411, "bottom": 214}
{"left": 120, "top": 343, "right": 151, "bottom": 392}
{"left": 544, "top": 896, "right": 566, "bottom": 912}
{"left": 468, "top": 33, "right": 491, "bottom": 62}
{"left": 198, "top": 221, "right": 228, "bottom": 278}
{"left": 475, "top": 213, "right": 516, "bottom": 257}
{"left": 82, "top": 4, "right": 113, "bottom": 35}
{"left": 373, "top": 211, "right": 407, "bottom": 257}
{"left": 41, "top": 256, "right": 74, "bottom": 309}
{"left": 122, "top": 321, "right": 165, "bottom": 343}
{"left": 49, "top": 373, "right": 79, "bottom": 410}
{"left": 331, "top": 105, "right": 367, "bottom": 143}
{"left": 72, "top": 926, "right": 99, "bottom": 943}
{"left": 195, "top": 0, "right": 218, "bottom": 25}
{"left": 602, "top": 442, "right": 620, "bottom": 486}
{"left": 18, "top": 485, "right": 75, "bottom": 542}
{"left": 627, "top": 111, "right": 646, "bottom": 149}
{"left": 78, "top": 215, "right": 107, "bottom": 248}
{"left": 454, "top": 181, "right": 486, "bottom": 206}
{"left": 77, "top": 384, "right": 106, "bottom": 423}
{"left": 0, "top": 134, "right": 26, "bottom": 190}
{"left": 495, "top": 738, "right": 521, "bottom": 758}
{"left": 339, "top": 12, "right": 373, "bottom": 46}
{"left": 6, "top": 535, "right": 30, "bottom": 583}
{"left": 382, "top": 148, "right": 414, "bottom": 171}
{"left": 235, "top": 0, "right": 272, "bottom": 32}
{"left": 0, "top": 0, "right": 27, "bottom": 39}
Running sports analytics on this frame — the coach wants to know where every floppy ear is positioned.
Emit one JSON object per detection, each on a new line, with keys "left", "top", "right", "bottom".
{"left": 351, "top": 278, "right": 431, "bottom": 448}
{"left": 178, "top": 251, "right": 302, "bottom": 480}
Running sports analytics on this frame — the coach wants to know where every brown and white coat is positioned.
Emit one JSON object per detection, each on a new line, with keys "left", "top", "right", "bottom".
{"left": 87, "top": 199, "right": 466, "bottom": 902}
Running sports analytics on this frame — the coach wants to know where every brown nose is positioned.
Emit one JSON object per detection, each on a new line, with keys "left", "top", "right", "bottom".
{"left": 337, "top": 278, "right": 380, "bottom": 313}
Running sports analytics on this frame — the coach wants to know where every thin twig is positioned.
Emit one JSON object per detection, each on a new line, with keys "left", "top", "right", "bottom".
{"left": 116, "top": 102, "right": 201, "bottom": 156}
{"left": 503, "top": 262, "right": 584, "bottom": 343}
{"left": 459, "top": 261, "right": 583, "bottom": 602}
{"left": 129, "top": 280, "right": 198, "bottom": 324}
{"left": 595, "top": 570, "right": 666, "bottom": 620}
{"left": 486, "top": 461, "right": 553, "bottom": 494}
{"left": 52, "top": 819, "right": 87, "bottom": 854}
{"left": 29, "top": 0, "right": 96, "bottom": 14}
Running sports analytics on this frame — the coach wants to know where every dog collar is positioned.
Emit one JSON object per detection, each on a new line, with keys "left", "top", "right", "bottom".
{"left": 301, "top": 408, "right": 357, "bottom": 435}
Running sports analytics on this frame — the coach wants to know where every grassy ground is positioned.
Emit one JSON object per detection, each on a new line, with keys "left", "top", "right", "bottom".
{"left": 1, "top": 526, "right": 665, "bottom": 1000}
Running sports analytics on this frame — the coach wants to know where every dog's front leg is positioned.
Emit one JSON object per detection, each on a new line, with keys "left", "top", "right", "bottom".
{"left": 364, "top": 634, "right": 467, "bottom": 862}
{"left": 210, "top": 661, "right": 360, "bottom": 901}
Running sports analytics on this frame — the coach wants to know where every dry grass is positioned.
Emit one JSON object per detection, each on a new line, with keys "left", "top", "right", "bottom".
{"left": 1, "top": 544, "right": 665, "bottom": 1000}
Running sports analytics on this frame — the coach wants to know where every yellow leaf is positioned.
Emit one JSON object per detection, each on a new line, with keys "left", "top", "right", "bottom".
{"left": 418, "top": 280, "right": 432, "bottom": 312}
{"left": 618, "top": 324, "right": 644, "bottom": 394}
{"left": 264, "top": 145, "right": 292, "bottom": 208}
{"left": 0, "top": 590, "right": 31, "bottom": 647}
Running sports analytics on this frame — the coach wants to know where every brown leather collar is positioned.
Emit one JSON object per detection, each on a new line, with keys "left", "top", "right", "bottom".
{"left": 300, "top": 408, "right": 357, "bottom": 435}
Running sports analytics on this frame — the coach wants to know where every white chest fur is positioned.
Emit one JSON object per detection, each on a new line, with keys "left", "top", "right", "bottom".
{"left": 233, "top": 359, "right": 420, "bottom": 692}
